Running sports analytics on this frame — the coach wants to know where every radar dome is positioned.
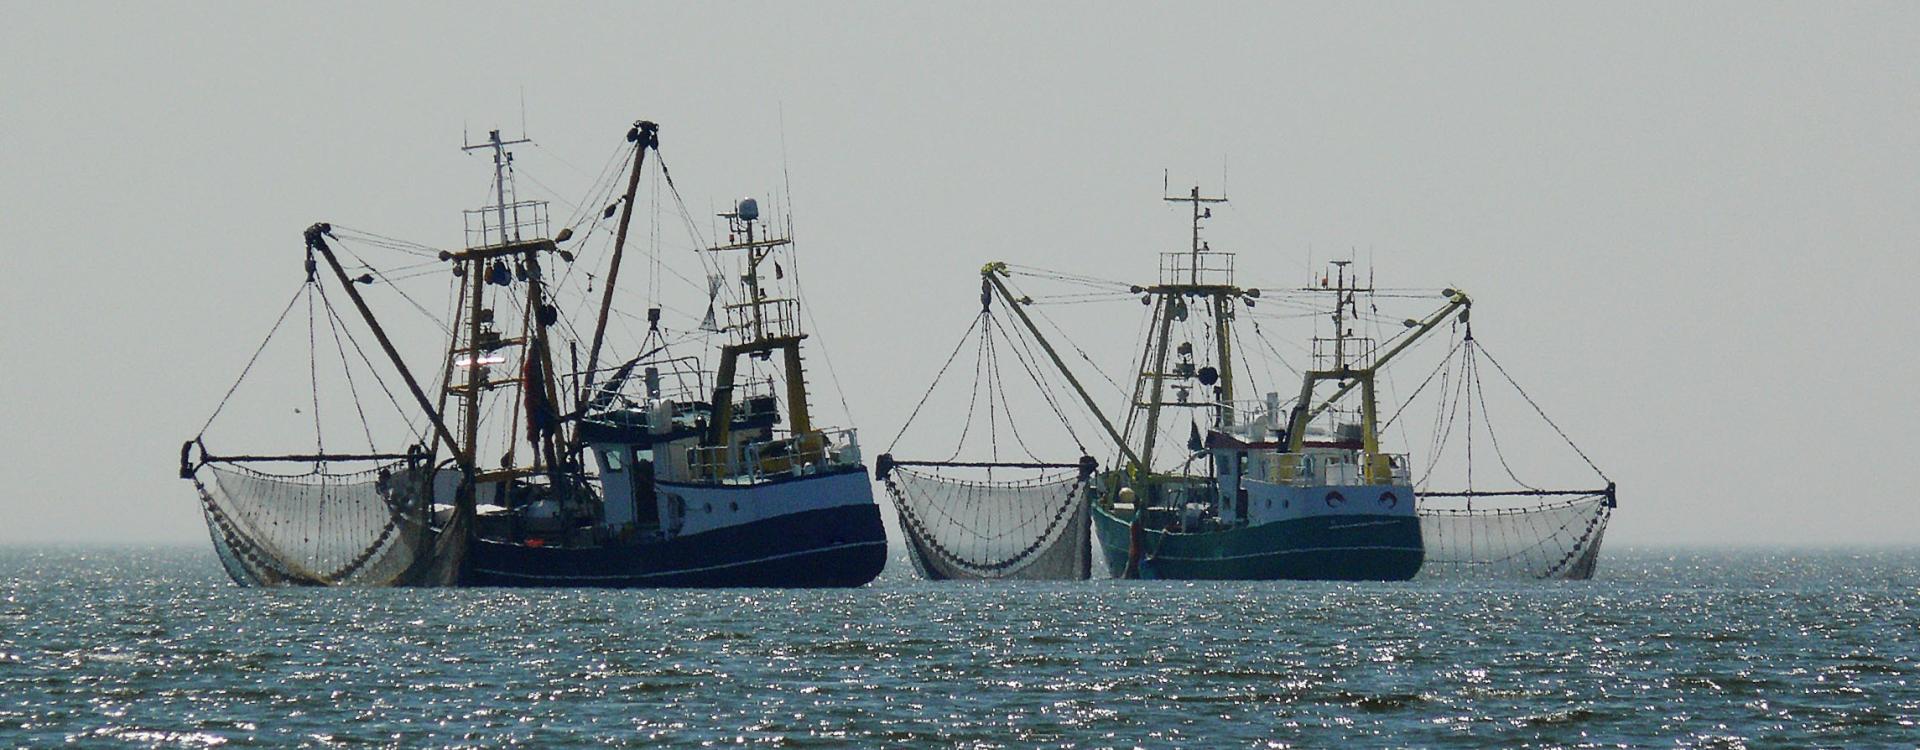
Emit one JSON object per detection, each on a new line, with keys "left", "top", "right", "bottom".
{"left": 736, "top": 198, "right": 759, "bottom": 221}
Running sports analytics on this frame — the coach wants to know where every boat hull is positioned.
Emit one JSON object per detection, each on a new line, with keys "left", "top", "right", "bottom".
{"left": 464, "top": 496, "right": 887, "bottom": 588}
{"left": 1090, "top": 502, "right": 1423, "bottom": 581}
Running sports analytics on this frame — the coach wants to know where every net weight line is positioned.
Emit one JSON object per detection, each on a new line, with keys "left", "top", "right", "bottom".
{"left": 191, "top": 453, "right": 436, "bottom": 586}
{"left": 880, "top": 454, "right": 1096, "bottom": 579}
{"left": 885, "top": 464, "right": 1091, "bottom": 578}
{"left": 1417, "top": 491, "right": 1612, "bottom": 580}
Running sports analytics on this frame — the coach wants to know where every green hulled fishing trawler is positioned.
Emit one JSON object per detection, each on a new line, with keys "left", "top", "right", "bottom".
{"left": 884, "top": 184, "right": 1614, "bottom": 581}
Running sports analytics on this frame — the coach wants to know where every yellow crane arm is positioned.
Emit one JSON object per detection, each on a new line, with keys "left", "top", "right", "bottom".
{"left": 1299, "top": 291, "right": 1471, "bottom": 426}
{"left": 981, "top": 262, "right": 1146, "bottom": 473}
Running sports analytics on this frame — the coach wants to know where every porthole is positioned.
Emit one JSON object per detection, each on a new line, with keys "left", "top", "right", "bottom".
{"left": 1325, "top": 490, "right": 1346, "bottom": 507}
{"left": 729, "top": 501, "right": 739, "bottom": 512}
{"left": 1379, "top": 491, "right": 1398, "bottom": 509}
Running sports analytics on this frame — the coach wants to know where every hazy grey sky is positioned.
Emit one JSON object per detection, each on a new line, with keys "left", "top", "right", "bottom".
{"left": 3, "top": 2, "right": 1916, "bottom": 547}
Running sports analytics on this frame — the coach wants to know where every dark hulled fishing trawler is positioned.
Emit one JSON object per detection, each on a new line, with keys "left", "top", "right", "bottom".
{"left": 180, "top": 121, "right": 886, "bottom": 587}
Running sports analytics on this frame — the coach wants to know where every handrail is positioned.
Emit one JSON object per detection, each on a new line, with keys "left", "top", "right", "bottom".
{"left": 1263, "top": 451, "right": 1410, "bottom": 487}
{"left": 677, "top": 427, "right": 863, "bottom": 484}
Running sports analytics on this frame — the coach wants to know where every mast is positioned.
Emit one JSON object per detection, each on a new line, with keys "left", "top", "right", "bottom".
{"left": 703, "top": 199, "right": 816, "bottom": 450}
{"left": 464, "top": 130, "right": 531, "bottom": 246}
{"left": 457, "top": 131, "right": 527, "bottom": 470}
{"left": 1136, "top": 294, "right": 1178, "bottom": 473}
{"left": 441, "top": 129, "right": 567, "bottom": 478}
{"left": 1331, "top": 260, "right": 1351, "bottom": 371}
{"left": 1128, "top": 184, "right": 1239, "bottom": 474}
{"left": 462, "top": 242, "right": 484, "bottom": 471}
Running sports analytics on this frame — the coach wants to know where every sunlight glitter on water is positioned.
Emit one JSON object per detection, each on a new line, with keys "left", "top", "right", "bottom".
{"left": 0, "top": 547, "right": 1914, "bottom": 747}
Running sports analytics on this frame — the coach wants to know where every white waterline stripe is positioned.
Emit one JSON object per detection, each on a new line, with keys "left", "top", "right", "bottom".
{"left": 472, "top": 540, "right": 887, "bottom": 581}
{"left": 1140, "top": 544, "right": 1422, "bottom": 563}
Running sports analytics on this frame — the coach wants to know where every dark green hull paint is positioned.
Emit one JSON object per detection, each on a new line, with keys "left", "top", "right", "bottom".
{"left": 1091, "top": 504, "right": 1424, "bottom": 581}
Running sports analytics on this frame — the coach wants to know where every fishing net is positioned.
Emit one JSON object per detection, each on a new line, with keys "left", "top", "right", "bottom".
{"left": 1415, "top": 491, "right": 1613, "bottom": 580}
{"left": 883, "top": 464, "right": 1092, "bottom": 580}
{"left": 190, "top": 457, "right": 460, "bottom": 586}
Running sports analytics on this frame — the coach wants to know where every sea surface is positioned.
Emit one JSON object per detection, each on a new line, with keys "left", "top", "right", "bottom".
{"left": 0, "top": 546, "right": 1914, "bottom": 748}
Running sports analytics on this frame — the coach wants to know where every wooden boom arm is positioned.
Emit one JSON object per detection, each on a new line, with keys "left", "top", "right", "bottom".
{"left": 581, "top": 121, "right": 658, "bottom": 408}
{"left": 305, "top": 223, "right": 474, "bottom": 473}
{"left": 981, "top": 262, "right": 1145, "bottom": 474}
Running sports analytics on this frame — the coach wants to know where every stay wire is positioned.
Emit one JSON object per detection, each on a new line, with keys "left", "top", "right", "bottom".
{"left": 786, "top": 240, "right": 857, "bottom": 427}
{"left": 198, "top": 283, "right": 309, "bottom": 437}
{"left": 885, "top": 312, "right": 984, "bottom": 452}
{"left": 990, "top": 312, "right": 1086, "bottom": 453}
{"left": 1473, "top": 341, "right": 1610, "bottom": 483}
{"left": 315, "top": 281, "right": 421, "bottom": 445}
{"left": 306, "top": 288, "right": 325, "bottom": 459}
{"left": 1028, "top": 302, "right": 1130, "bottom": 399}
{"left": 315, "top": 282, "right": 378, "bottom": 452}
{"left": 984, "top": 322, "right": 1001, "bottom": 463}
{"left": 1469, "top": 346, "right": 1538, "bottom": 490}
{"left": 982, "top": 316, "right": 1043, "bottom": 462}
{"left": 1380, "top": 336, "right": 1464, "bottom": 431}
{"left": 334, "top": 239, "right": 453, "bottom": 335}
{"left": 1419, "top": 349, "right": 1468, "bottom": 489}
{"left": 1245, "top": 316, "right": 1303, "bottom": 378}
{"left": 946, "top": 322, "right": 988, "bottom": 464}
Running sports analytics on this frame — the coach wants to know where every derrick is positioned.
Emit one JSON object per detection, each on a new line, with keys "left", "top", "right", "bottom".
{"left": 178, "top": 232, "right": 464, "bottom": 587}
{"left": 1382, "top": 316, "right": 1619, "bottom": 580}
{"left": 879, "top": 274, "right": 1100, "bottom": 581}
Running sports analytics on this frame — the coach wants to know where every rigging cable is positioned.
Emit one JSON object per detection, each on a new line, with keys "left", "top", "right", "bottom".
{"left": 1379, "top": 335, "right": 1465, "bottom": 431}
{"left": 1473, "top": 341, "right": 1610, "bottom": 482}
{"left": 316, "top": 280, "right": 426, "bottom": 446}
{"left": 990, "top": 313, "right": 1087, "bottom": 452}
{"left": 885, "top": 313, "right": 985, "bottom": 452}
{"left": 198, "top": 283, "right": 309, "bottom": 436}
{"left": 785, "top": 240, "right": 858, "bottom": 428}
{"left": 1468, "top": 343, "right": 1540, "bottom": 491}
{"left": 315, "top": 282, "right": 378, "bottom": 452}
{"left": 982, "top": 316, "right": 1049, "bottom": 461}
{"left": 306, "top": 287, "right": 325, "bottom": 459}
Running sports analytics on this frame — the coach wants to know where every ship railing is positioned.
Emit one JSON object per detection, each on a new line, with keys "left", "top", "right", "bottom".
{"left": 578, "top": 364, "right": 774, "bottom": 416}
{"left": 724, "top": 298, "right": 803, "bottom": 343}
{"left": 463, "top": 200, "right": 550, "bottom": 248}
{"left": 681, "top": 427, "right": 862, "bottom": 484}
{"left": 1159, "top": 251, "right": 1236, "bottom": 287}
{"left": 1265, "top": 452, "right": 1411, "bottom": 486}
{"left": 1312, "top": 335, "right": 1379, "bottom": 370}
{"left": 571, "top": 356, "right": 710, "bottom": 410}
{"left": 1230, "top": 398, "right": 1288, "bottom": 431}
{"left": 658, "top": 375, "right": 774, "bottom": 411}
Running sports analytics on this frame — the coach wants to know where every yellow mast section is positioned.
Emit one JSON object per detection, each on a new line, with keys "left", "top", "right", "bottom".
{"left": 1285, "top": 290, "right": 1472, "bottom": 452}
